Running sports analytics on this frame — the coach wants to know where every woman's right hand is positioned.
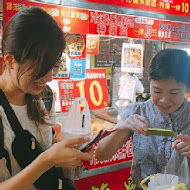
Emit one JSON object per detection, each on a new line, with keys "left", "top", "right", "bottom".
{"left": 115, "top": 114, "right": 150, "bottom": 135}
{"left": 44, "top": 136, "right": 94, "bottom": 170}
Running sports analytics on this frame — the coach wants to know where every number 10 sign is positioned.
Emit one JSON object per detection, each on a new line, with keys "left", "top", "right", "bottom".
{"left": 58, "top": 69, "right": 109, "bottom": 112}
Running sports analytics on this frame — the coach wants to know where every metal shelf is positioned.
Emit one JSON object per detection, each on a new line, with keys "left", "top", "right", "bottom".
{"left": 81, "top": 160, "right": 132, "bottom": 178}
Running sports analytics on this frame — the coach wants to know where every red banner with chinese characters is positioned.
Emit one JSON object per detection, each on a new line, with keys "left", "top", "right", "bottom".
{"left": 85, "top": 0, "right": 190, "bottom": 17}
{"left": 75, "top": 139, "right": 133, "bottom": 189}
{"left": 89, "top": 11, "right": 190, "bottom": 43}
{"left": 75, "top": 167, "right": 133, "bottom": 190}
{"left": 4, "top": 0, "right": 89, "bottom": 34}
{"left": 4, "top": 0, "right": 190, "bottom": 43}
{"left": 58, "top": 69, "right": 109, "bottom": 112}
{"left": 59, "top": 7, "right": 89, "bottom": 34}
{"left": 58, "top": 80, "right": 79, "bottom": 112}
{"left": 88, "top": 139, "right": 133, "bottom": 170}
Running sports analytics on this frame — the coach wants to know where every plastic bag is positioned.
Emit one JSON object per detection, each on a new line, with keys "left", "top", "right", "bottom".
{"left": 61, "top": 97, "right": 92, "bottom": 180}
{"left": 141, "top": 149, "right": 190, "bottom": 190}
{"left": 166, "top": 149, "right": 190, "bottom": 186}
{"left": 61, "top": 97, "right": 92, "bottom": 138}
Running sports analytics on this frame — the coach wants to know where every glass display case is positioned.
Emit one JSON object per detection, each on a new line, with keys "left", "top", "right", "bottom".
{"left": 91, "top": 107, "right": 117, "bottom": 135}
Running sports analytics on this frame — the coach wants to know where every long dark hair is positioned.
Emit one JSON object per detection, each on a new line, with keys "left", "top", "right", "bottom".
{"left": 2, "top": 7, "right": 66, "bottom": 124}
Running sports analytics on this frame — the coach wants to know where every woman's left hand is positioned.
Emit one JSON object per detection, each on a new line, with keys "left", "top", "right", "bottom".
{"left": 172, "top": 135, "right": 190, "bottom": 156}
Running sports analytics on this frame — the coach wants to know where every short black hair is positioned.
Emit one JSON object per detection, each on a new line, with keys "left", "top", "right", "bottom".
{"left": 149, "top": 49, "right": 190, "bottom": 88}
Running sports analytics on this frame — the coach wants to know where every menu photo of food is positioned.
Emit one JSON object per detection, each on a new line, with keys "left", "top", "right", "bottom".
{"left": 121, "top": 43, "right": 143, "bottom": 73}
{"left": 54, "top": 53, "right": 71, "bottom": 79}
{"left": 65, "top": 33, "right": 86, "bottom": 59}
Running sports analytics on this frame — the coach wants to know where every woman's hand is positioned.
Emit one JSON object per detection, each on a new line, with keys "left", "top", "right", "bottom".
{"left": 44, "top": 136, "right": 94, "bottom": 170}
{"left": 172, "top": 135, "right": 190, "bottom": 156}
{"left": 115, "top": 114, "right": 151, "bottom": 135}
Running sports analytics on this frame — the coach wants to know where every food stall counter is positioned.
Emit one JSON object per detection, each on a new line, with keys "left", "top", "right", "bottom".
{"left": 57, "top": 108, "right": 133, "bottom": 189}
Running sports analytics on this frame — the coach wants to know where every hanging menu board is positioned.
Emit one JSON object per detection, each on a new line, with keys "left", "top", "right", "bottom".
{"left": 4, "top": 0, "right": 89, "bottom": 34}
{"left": 85, "top": 0, "right": 190, "bottom": 17}
{"left": 89, "top": 11, "right": 190, "bottom": 43}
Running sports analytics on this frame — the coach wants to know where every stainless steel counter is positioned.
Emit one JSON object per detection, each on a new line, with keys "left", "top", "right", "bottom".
{"left": 81, "top": 161, "right": 132, "bottom": 179}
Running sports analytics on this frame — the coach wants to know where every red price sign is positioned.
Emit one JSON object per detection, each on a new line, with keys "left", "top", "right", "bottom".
{"left": 58, "top": 80, "right": 78, "bottom": 112}
{"left": 58, "top": 69, "right": 109, "bottom": 112}
{"left": 84, "top": 69, "right": 109, "bottom": 109}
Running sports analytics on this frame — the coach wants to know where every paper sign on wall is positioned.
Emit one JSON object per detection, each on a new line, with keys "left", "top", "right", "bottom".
{"left": 53, "top": 53, "right": 71, "bottom": 79}
{"left": 121, "top": 43, "right": 143, "bottom": 73}
{"left": 70, "top": 59, "right": 86, "bottom": 80}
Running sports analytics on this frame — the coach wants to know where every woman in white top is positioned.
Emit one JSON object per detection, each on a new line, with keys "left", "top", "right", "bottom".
{"left": 0, "top": 7, "right": 93, "bottom": 190}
